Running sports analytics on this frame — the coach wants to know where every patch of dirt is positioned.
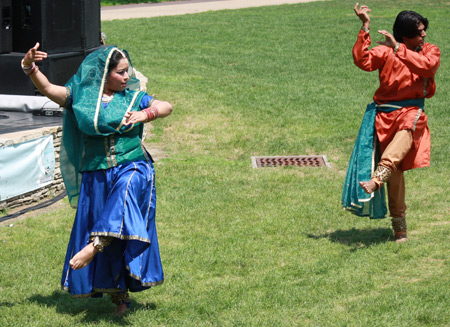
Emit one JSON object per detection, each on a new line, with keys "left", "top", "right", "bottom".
{"left": 142, "top": 124, "right": 170, "bottom": 162}
{"left": 0, "top": 196, "right": 68, "bottom": 227}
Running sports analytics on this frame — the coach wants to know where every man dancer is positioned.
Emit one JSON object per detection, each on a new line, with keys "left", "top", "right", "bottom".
{"left": 342, "top": 4, "right": 440, "bottom": 242}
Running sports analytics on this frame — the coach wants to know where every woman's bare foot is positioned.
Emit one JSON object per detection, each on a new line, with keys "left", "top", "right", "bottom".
{"left": 359, "top": 180, "right": 379, "bottom": 194}
{"left": 69, "top": 243, "right": 99, "bottom": 270}
{"left": 115, "top": 303, "right": 129, "bottom": 317}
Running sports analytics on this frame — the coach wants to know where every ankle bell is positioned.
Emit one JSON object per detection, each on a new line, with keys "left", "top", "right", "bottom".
{"left": 391, "top": 216, "right": 407, "bottom": 242}
{"left": 373, "top": 165, "right": 392, "bottom": 184}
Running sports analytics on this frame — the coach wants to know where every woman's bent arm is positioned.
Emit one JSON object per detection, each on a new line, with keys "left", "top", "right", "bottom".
{"left": 23, "top": 43, "right": 67, "bottom": 106}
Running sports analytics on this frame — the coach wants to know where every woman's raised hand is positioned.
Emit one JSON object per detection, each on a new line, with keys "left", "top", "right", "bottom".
{"left": 23, "top": 42, "right": 48, "bottom": 66}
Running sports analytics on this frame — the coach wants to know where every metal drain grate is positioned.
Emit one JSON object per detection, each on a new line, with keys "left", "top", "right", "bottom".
{"left": 251, "top": 155, "right": 330, "bottom": 168}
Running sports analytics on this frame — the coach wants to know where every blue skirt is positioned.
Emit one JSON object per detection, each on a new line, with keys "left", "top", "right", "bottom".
{"left": 61, "top": 160, "right": 164, "bottom": 297}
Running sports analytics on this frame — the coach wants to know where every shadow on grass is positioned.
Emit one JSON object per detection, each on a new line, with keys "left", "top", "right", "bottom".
{"left": 0, "top": 301, "right": 15, "bottom": 307}
{"left": 308, "top": 227, "right": 394, "bottom": 250}
{"left": 28, "top": 291, "right": 157, "bottom": 324}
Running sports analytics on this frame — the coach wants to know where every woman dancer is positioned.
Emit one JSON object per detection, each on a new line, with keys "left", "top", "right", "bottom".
{"left": 21, "top": 43, "right": 172, "bottom": 315}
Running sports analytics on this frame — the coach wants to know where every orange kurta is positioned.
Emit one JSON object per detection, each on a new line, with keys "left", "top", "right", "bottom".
{"left": 353, "top": 30, "right": 440, "bottom": 170}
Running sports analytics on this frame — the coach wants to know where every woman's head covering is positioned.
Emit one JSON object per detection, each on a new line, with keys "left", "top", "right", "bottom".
{"left": 61, "top": 46, "right": 146, "bottom": 207}
{"left": 65, "top": 46, "right": 144, "bottom": 136}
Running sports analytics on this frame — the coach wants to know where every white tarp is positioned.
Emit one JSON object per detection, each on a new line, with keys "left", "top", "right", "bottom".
{"left": 0, "top": 135, "right": 55, "bottom": 201}
{"left": 0, "top": 94, "right": 59, "bottom": 112}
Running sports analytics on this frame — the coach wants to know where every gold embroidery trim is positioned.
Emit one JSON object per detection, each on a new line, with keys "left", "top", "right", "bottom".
{"left": 391, "top": 216, "right": 407, "bottom": 232}
{"left": 110, "top": 135, "right": 117, "bottom": 166}
{"left": 62, "top": 86, "right": 71, "bottom": 108}
{"left": 89, "top": 232, "right": 151, "bottom": 244}
{"left": 412, "top": 108, "right": 423, "bottom": 132}
{"left": 104, "top": 137, "right": 111, "bottom": 168}
{"left": 90, "top": 236, "right": 113, "bottom": 252}
{"left": 373, "top": 165, "right": 392, "bottom": 183}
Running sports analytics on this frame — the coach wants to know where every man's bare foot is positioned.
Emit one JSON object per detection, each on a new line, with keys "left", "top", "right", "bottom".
{"left": 359, "top": 180, "right": 379, "bottom": 194}
{"left": 394, "top": 231, "right": 407, "bottom": 243}
{"left": 69, "top": 243, "right": 99, "bottom": 270}
{"left": 115, "top": 303, "right": 129, "bottom": 317}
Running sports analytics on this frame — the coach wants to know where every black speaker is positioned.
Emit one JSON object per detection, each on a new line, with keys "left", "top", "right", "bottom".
{"left": 0, "top": 0, "right": 13, "bottom": 53}
{"left": 0, "top": 45, "right": 104, "bottom": 95}
{"left": 11, "top": 0, "right": 101, "bottom": 54}
{"left": 0, "top": 52, "right": 81, "bottom": 95}
{"left": 0, "top": 52, "right": 36, "bottom": 95}
{"left": 81, "top": 0, "right": 102, "bottom": 50}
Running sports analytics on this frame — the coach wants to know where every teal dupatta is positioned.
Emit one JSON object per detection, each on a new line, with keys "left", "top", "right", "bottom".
{"left": 341, "top": 98, "right": 424, "bottom": 219}
{"left": 60, "top": 46, "right": 145, "bottom": 207}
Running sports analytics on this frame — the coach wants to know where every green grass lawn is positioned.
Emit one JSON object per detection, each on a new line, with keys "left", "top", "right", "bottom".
{"left": 1, "top": 0, "right": 449, "bottom": 326}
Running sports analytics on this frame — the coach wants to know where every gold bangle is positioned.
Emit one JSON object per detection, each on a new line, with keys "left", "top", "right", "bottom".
{"left": 393, "top": 43, "right": 400, "bottom": 55}
{"left": 21, "top": 59, "right": 39, "bottom": 76}
{"left": 21, "top": 59, "right": 33, "bottom": 69}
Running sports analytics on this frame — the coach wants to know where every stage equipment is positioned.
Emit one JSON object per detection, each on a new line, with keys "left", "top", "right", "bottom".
{"left": 0, "top": 45, "right": 104, "bottom": 95}
{"left": 11, "top": 0, "right": 101, "bottom": 54}
{"left": 0, "top": 0, "right": 13, "bottom": 53}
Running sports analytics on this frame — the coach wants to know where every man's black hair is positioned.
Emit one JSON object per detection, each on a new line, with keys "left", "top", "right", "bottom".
{"left": 393, "top": 10, "right": 428, "bottom": 43}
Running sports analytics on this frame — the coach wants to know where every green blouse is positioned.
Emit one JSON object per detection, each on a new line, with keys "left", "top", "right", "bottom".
{"left": 60, "top": 46, "right": 149, "bottom": 206}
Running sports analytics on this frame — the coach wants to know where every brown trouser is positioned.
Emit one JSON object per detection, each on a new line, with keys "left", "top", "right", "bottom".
{"left": 377, "top": 130, "right": 413, "bottom": 218}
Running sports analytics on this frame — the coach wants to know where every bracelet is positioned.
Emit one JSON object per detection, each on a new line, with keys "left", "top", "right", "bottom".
{"left": 143, "top": 106, "right": 159, "bottom": 122}
{"left": 360, "top": 26, "right": 369, "bottom": 33}
{"left": 150, "top": 105, "right": 159, "bottom": 119}
{"left": 393, "top": 42, "right": 400, "bottom": 55}
{"left": 21, "top": 59, "right": 39, "bottom": 76}
{"left": 143, "top": 108, "right": 154, "bottom": 122}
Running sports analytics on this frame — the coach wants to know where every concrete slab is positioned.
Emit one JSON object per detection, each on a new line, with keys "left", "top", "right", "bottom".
{"left": 101, "top": 0, "right": 321, "bottom": 21}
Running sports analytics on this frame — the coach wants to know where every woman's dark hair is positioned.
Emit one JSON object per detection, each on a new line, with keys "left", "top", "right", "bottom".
{"left": 393, "top": 10, "right": 428, "bottom": 43}
{"left": 107, "top": 50, "right": 126, "bottom": 74}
